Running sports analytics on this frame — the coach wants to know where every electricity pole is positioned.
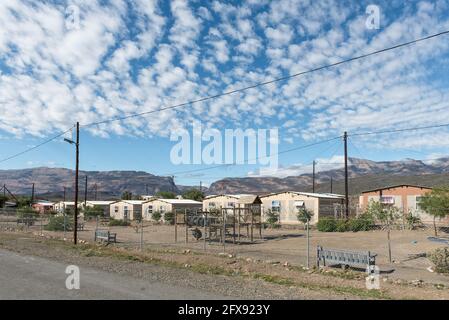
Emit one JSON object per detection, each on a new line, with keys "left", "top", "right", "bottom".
{"left": 343, "top": 131, "right": 349, "bottom": 219}
{"left": 31, "top": 183, "right": 35, "bottom": 206}
{"left": 94, "top": 184, "right": 98, "bottom": 201}
{"left": 312, "top": 160, "right": 316, "bottom": 193}
{"left": 74, "top": 122, "right": 80, "bottom": 244}
{"left": 84, "top": 175, "right": 88, "bottom": 206}
{"left": 330, "top": 176, "right": 333, "bottom": 194}
{"left": 199, "top": 181, "right": 202, "bottom": 193}
{"left": 63, "top": 186, "right": 66, "bottom": 202}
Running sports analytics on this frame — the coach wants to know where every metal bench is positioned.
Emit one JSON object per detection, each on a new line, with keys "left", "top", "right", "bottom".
{"left": 317, "top": 246, "right": 376, "bottom": 269}
{"left": 94, "top": 229, "right": 117, "bottom": 244}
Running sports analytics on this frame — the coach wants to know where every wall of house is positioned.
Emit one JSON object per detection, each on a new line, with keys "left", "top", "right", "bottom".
{"left": 260, "top": 192, "right": 319, "bottom": 225}
{"left": 142, "top": 201, "right": 202, "bottom": 221}
{"left": 110, "top": 202, "right": 142, "bottom": 220}
{"left": 358, "top": 186, "right": 449, "bottom": 224}
{"left": 202, "top": 196, "right": 238, "bottom": 211}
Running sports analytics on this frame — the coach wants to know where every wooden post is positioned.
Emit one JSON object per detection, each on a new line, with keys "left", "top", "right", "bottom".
{"left": 203, "top": 211, "right": 207, "bottom": 251}
{"left": 185, "top": 209, "right": 188, "bottom": 244}
{"left": 174, "top": 211, "right": 178, "bottom": 242}
{"left": 233, "top": 208, "right": 236, "bottom": 244}
{"left": 222, "top": 210, "right": 226, "bottom": 252}
{"left": 250, "top": 208, "right": 254, "bottom": 242}
{"left": 238, "top": 208, "right": 241, "bottom": 243}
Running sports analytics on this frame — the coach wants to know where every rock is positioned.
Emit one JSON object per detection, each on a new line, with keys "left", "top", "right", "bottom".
{"left": 183, "top": 249, "right": 191, "bottom": 254}
{"left": 283, "top": 261, "right": 290, "bottom": 267}
{"left": 184, "top": 264, "right": 191, "bottom": 268}
{"left": 246, "top": 258, "right": 252, "bottom": 263}
{"left": 228, "top": 254, "right": 234, "bottom": 258}
{"left": 427, "top": 266, "right": 434, "bottom": 273}
{"left": 410, "top": 279, "right": 424, "bottom": 287}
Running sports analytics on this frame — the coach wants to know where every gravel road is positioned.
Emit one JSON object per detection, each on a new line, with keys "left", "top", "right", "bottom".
{"left": 0, "top": 249, "right": 231, "bottom": 300}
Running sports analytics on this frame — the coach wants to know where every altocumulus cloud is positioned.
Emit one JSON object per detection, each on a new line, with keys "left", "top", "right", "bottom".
{"left": 0, "top": 0, "right": 449, "bottom": 153}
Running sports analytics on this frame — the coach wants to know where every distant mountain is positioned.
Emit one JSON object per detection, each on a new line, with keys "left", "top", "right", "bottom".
{"left": 207, "top": 157, "right": 449, "bottom": 195}
{"left": 0, "top": 167, "right": 179, "bottom": 200}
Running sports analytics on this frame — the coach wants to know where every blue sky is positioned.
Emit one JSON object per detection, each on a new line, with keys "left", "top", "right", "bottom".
{"left": 1, "top": 0, "right": 449, "bottom": 186}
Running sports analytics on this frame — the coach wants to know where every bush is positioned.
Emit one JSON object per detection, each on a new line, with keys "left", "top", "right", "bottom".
{"left": 335, "top": 219, "right": 348, "bottom": 232}
{"left": 429, "top": 247, "right": 449, "bottom": 273}
{"left": 45, "top": 215, "right": 73, "bottom": 231}
{"left": 164, "top": 211, "right": 175, "bottom": 225}
{"left": 151, "top": 211, "right": 162, "bottom": 222}
{"left": 317, "top": 218, "right": 337, "bottom": 232}
{"left": 347, "top": 214, "right": 373, "bottom": 232}
{"left": 108, "top": 218, "right": 130, "bottom": 227}
{"left": 265, "top": 209, "right": 280, "bottom": 227}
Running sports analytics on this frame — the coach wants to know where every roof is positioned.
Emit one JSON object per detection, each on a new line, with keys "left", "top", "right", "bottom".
{"left": 204, "top": 194, "right": 255, "bottom": 200}
{"left": 33, "top": 201, "right": 55, "bottom": 206}
{"left": 152, "top": 199, "right": 202, "bottom": 205}
{"left": 260, "top": 191, "right": 345, "bottom": 199}
{"left": 86, "top": 200, "right": 117, "bottom": 205}
{"left": 55, "top": 201, "right": 75, "bottom": 205}
{"left": 119, "top": 200, "right": 148, "bottom": 205}
{"left": 361, "top": 184, "right": 432, "bottom": 194}
{"left": 237, "top": 195, "right": 262, "bottom": 204}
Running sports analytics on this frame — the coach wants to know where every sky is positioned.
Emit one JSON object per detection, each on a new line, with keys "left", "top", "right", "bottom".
{"left": 1, "top": 0, "right": 449, "bottom": 186}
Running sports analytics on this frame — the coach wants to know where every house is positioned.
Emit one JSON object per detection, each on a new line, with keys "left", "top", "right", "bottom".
{"left": 142, "top": 199, "right": 202, "bottom": 221}
{"left": 141, "top": 195, "right": 155, "bottom": 201}
{"left": 260, "top": 191, "right": 345, "bottom": 225}
{"left": 31, "top": 201, "right": 55, "bottom": 214}
{"left": 202, "top": 194, "right": 254, "bottom": 211}
{"left": 84, "top": 200, "right": 117, "bottom": 217}
{"left": 53, "top": 201, "right": 80, "bottom": 213}
{"left": 110, "top": 200, "right": 148, "bottom": 221}
{"left": 358, "top": 184, "right": 442, "bottom": 224}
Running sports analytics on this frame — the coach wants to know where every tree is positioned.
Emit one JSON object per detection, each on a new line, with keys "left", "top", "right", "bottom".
{"left": 265, "top": 209, "right": 280, "bottom": 228}
{"left": 83, "top": 205, "right": 104, "bottom": 219}
{"left": 155, "top": 191, "right": 176, "bottom": 199}
{"left": 297, "top": 208, "right": 314, "bottom": 269}
{"left": 365, "top": 200, "right": 401, "bottom": 263}
{"left": 121, "top": 191, "right": 133, "bottom": 200}
{"left": 418, "top": 187, "right": 449, "bottom": 236}
{"left": 16, "top": 196, "right": 32, "bottom": 208}
{"left": 182, "top": 189, "right": 204, "bottom": 201}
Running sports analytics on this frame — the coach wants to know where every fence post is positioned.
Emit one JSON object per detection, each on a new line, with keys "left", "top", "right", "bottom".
{"left": 306, "top": 219, "right": 310, "bottom": 269}
{"left": 203, "top": 211, "right": 207, "bottom": 251}
{"left": 174, "top": 211, "right": 178, "bottom": 243}
{"left": 140, "top": 220, "right": 144, "bottom": 251}
{"left": 185, "top": 209, "right": 188, "bottom": 244}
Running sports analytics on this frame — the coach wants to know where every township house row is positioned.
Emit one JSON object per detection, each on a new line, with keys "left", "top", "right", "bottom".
{"left": 31, "top": 184, "right": 441, "bottom": 225}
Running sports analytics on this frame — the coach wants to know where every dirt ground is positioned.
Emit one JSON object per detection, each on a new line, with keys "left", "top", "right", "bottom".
{"left": 6, "top": 219, "right": 449, "bottom": 288}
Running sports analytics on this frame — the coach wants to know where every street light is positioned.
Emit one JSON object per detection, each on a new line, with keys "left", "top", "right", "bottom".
{"left": 64, "top": 122, "right": 79, "bottom": 245}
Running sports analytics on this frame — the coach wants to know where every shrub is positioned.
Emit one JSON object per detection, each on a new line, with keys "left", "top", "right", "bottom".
{"left": 335, "top": 219, "right": 348, "bottom": 232}
{"left": 265, "top": 209, "right": 280, "bottom": 227}
{"left": 317, "top": 218, "right": 337, "bottom": 232}
{"left": 429, "top": 247, "right": 449, "bottom": 273}
{"left": 83, "top": 205, "right": 104, "bottom": 219}
{"left": 45, "top": 215, "right": 73, "bottom": 231}
{"left": 151, "top": 211, "right": 162, "bottom": 222}
{"left": 108, "top": 218, "right": 130, "bottom": 227}
{"left": 348, "top": 214, "right": 373, "bottom": 232}
{"left": 164, "top": 211, "right": 175, "bottom": 225}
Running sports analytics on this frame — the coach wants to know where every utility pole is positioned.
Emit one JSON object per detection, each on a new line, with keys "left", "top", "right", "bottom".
{"left": 74, "top": 122, "right": 80, "bottom": 245}
{"left": 343, "top": 131, "right": 349, "bottom": 219}
{"left": 63, "top": 186, "right": 66, "bottom": 202}
{"left": 330, "top": 176, "right": 333, "bottom": 194}
{"left": 145, "top": 184, "right": 148, "bottom": 196}
{"left": 94, "top": 184, "right": 98, "bottom": 201}
{"left": 312, "top": 160, "right": 316, "bottom": 193}
{"left": 199, "top": 181, "right": 202, "bottom": 193}
{"left": 84, "top": 175, "right": 88, "bottom": 206}
{"left": 31, "top": 183, "right": 35, "bottom": 206}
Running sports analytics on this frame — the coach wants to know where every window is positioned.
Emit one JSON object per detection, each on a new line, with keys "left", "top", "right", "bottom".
{"left": 295, "top": 200, "right": 305, "bottom": 211}
{"left": 416, "top": 196, "right": 424, "bottom": 210}
{"left": 271, "top": 200, "right": 281, "bottom": 212}
{"left": 227, "top": 202, "right": 235, "bottom": 208}
{"left": 208, "top": 202, "right": 216, "bottom": 208}
{"left": 147, "top": 206, "right": 153, "bottom": 214}
{"left": 380, "top": 196, "right": 395, "bottom": 204}
{"left": 159, "top": 206, "right": 165, "bottom": 213}
{"left": 114, "top": 206, "right": 118, "bottom": 213}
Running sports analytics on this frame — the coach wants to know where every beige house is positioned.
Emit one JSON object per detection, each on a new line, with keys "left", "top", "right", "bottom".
{"left": 110, "top": 200, "right": 149, "bottom": 221}
{"left": 84, "top": 200, "right": 117, "bottom": 217}
{"left": 142, "top": 199, "right": 202, "bottom": 221}
{"left": 260, "top": 191, "right": 345, "bottom": 225}
{"left": 202, "top": 194, "right": 253, "bottom": 211}
{"left": 54, "top": 201, "right": 81, "bottom": 213}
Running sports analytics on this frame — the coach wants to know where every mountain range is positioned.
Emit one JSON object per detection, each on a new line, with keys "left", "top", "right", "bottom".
{"left": 1, "top": 157, "right": 449, "bottom": 200}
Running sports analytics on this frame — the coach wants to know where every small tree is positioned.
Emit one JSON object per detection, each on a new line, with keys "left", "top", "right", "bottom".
{"left": 182, "top": 189, "right": 204, "bottom": 201}
{"left": 152, "top": 211, "right": 162, "bottom": 223}
{"left": 83, "top": 205, "right": 104, "bottom": 219}
{"left": 155, "top": 191, "right": 177, "bottom": 199}
{"left": 365, "top": 200, "right": 401, "bottom": 263}
{"left": 297, "top": 208, "right": 313, "bottom": 225}
{"left": 418, "top": 187, "right": 449, "bottom": 236}
{"left": 265, "top": 209, "right": 280, "bottom": 228}
{"left": 121, "top": 191, "right": 133, "bottom": 200}
{"left": 164, "top": 211, "right": 175, "bottom": 225}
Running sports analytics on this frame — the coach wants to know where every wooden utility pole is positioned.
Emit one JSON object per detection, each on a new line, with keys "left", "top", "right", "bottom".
{"left": 343, "top": 131, "right": 349, "bottom": 219}
{"left": 63, "top": 186, "right": 66, "bottom": 202}
{"left": 94, "top": 184, "right": 97, "bottom": 201}
{"left": 145, "top": 184, "right": 148, "bottom": 196}
{"left": 330, "top": 176, "right": 333, "bottom": 194}
{"left": 312, "top": 160, "right": 316, "bottom": 193}
{"left": 84, "top": 175, "right": 88, "bottom": 206}
{"left": 74, "top": 122, "right": 80, "bottom": 245}
{"left": 31, "top": 183, "right": 35, "bottom": 205}
{"left": 199, "top": 181, "right": 202, "bottom": 193}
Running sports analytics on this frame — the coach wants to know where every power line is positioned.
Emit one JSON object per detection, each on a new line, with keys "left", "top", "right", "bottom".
{"left": 81, "top": 30, "right": 449, "bottom": 128}
{"left": 1, "top": 30, "right": 449, "bottom": 164}
{"left": 0, "top": 126, "right": 75, "bottom": 164}
{"left": 167, "top": 136, "right": 343, "bottom": 177}
{"left": 350, "top": 122, "right": 449, "bottom": 137}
